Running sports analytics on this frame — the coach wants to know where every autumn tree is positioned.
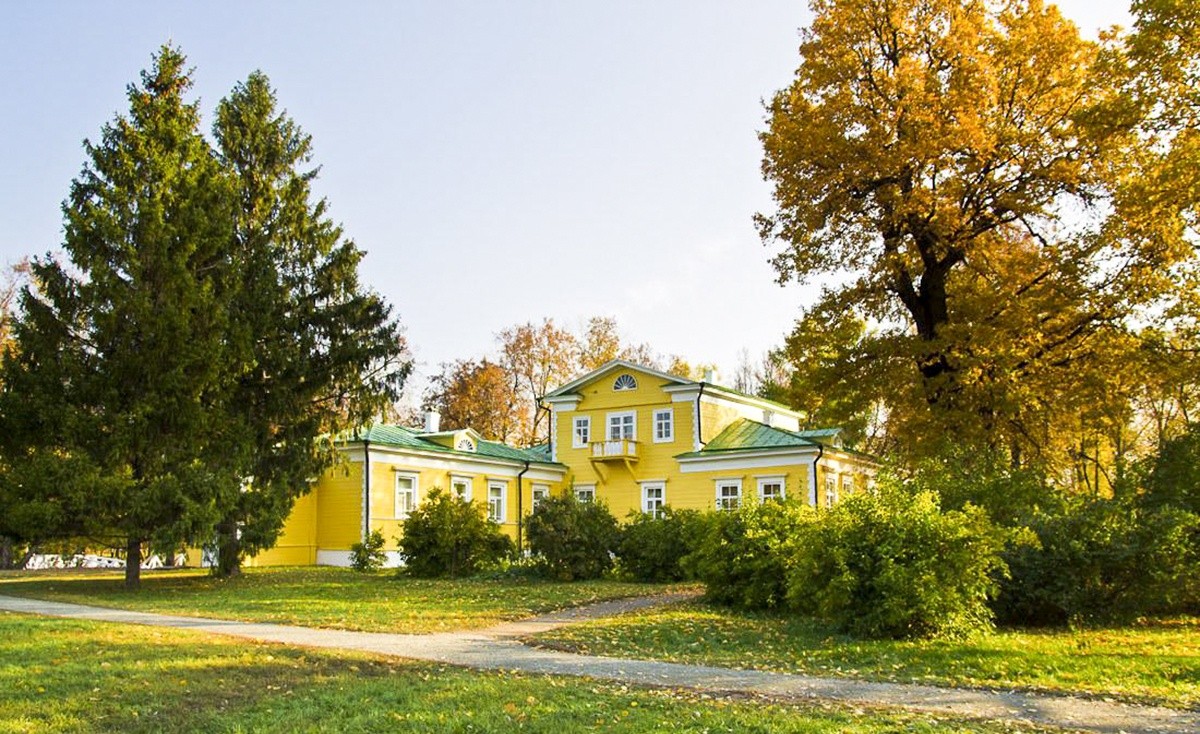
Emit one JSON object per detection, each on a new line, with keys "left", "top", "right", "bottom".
{"left": 775, "top": 303, "right": 892, "bottom": 452}
{"left": 758, "top": 0, "right": 1198, "bottom": 467}
{"left": 578, "top": 316, "right": 623, "bottom": 372}
{"left": 498, "top": 319, "right": 579, "bottom": 444}
{"left": 423, "top": 359, "right": 524, "bottom": 443}
{"left": 426, "top": 316, "right": 703, "bottom": 447}
{"left": 0, "top": 261, "right": 29, "bottom": 356}
{"left": 209, "top": 71, "right": 409, "bottom": 577}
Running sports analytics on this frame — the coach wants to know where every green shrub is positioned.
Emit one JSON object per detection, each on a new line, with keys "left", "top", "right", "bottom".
{"left": 900, "top": 450, "right": 1058, "bottom": 527}
{"left": 349, "top": 529, "right": 387, "bottom": 572}
{"left": 526, "top": 494, "right": 620, "bottom": 581}
{"left": 684, "top": 499, "right": 808, "bottom": 609}
{"left": 1142, "top": 423, "right": 1200, "bottom": 515}
{"left": 398, "top": 487, "right": 513, "bottom": 577}
{"left": 616, "top": 508, "right": 707, "bottom": 582}
{"left": 996, "top": 498, "right": 1200, "bottom": 625}
{"left": 786, "top": 486, "right": 1006, "bottom": 639}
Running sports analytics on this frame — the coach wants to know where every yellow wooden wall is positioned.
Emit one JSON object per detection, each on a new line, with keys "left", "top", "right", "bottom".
{"left": 314, "top": 461, "right": 364, "bottom": 551}
{"left": 245, "top": 490, "right": 319, "bottom": 566}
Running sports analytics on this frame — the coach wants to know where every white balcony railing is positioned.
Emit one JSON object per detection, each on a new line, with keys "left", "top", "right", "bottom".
{"left": 590, "top": 438, "right": 639, "bottom": 461}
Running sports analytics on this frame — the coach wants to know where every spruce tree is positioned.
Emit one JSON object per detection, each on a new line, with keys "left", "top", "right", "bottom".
{"left": 210, "top": 72, "right": 409, "bottom": 576}
{"left": 0, "top": 46, "right": 236, "bottom": 587}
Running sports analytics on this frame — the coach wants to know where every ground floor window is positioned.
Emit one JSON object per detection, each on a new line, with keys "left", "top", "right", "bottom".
{"left": 395, "top": 474, "right": 418, "bottom": 519}
{"left": 715, "top": 479, "right": 742, "bottom": 511}
{"left": 451, "top": 475, "right": 473, "bottom": 502}
{"left": 825, "top": 475, "right": 838, "bottom": 508}
{"left": 574, "top": 484, "right": 595, "bottom": 503}
{"left": 757, "top": 476, "right": 785, "bottom": 503}
{"left": 532, "top": 484, "right": 549, "bottom": 510}
{"left": 487, "top": 481, "right": 506, "bottom": 523}
{"left": 641, "top": 483, "right": 665, "bottom": 518}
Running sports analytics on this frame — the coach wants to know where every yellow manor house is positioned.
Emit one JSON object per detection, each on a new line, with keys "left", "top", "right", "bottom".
{"left": 248, "top": 360, "right": 877, "bottom": 567}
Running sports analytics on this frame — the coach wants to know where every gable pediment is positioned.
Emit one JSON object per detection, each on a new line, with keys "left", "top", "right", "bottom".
{"left": 543, "top": 359, "right": 693, "bottom": 401}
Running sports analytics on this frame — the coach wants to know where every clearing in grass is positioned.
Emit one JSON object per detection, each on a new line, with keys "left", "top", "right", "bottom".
{"left": 531, "top": 602, "right": 1200, "bottom": 711}
{"left": 0, "top": 611, "right": 1058, "bottom": 734}
{"left": 0, "top": 567, "right": 684, "bottom": 633}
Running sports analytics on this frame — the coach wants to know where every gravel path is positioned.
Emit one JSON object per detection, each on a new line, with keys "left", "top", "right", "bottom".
{"left": 1, "top": 593, "right": 1195, "bottom": 733}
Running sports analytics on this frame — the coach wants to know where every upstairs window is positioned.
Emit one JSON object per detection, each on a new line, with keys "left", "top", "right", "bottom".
{"left": 457, "top": 437, "right": 476, "bottom": 452}
{"left": 607, "top": 411, "right": 636, "bottom": 440}
{"left": 653, "top": 408, "right": 674, "bottom": 443}
{"left": 572, "top": 416, "right": 591, "bottom": 448}
{"left": 613, "top": 374, "right": 637, "bottom": 391}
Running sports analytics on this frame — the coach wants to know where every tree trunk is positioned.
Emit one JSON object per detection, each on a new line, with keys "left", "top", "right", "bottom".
{"left": 215, "top": 516, "right": 242, "bottom": 578}
{"left": 125, "top": 538, "right": 142, "bottom": 589}
{"left": 0, "top": 537, "right": 13, "bottom": 570}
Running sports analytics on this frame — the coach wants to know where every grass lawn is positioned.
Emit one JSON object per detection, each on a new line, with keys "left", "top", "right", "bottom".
{"left": 0, "top": 567, "right": 683, "bottom": 634}
{"left": 530, "top": 602, "right": 1200, "bottom": 710}
{"left": 0, "top": 611, "right": 1058, "bottom": 733}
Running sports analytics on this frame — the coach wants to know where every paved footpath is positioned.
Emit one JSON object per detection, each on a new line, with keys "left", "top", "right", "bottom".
{"left": 1, "top": 593, "right": 1197, "bottom": 734}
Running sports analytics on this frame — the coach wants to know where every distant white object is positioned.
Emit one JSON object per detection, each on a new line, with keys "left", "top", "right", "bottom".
{"left": 23, "top": 553, "right": 166, "bottom": 570}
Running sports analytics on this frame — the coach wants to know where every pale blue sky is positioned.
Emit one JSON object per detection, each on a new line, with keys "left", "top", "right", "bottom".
{"left": 2, "top": 1, "right": 1131, "bottom": 401}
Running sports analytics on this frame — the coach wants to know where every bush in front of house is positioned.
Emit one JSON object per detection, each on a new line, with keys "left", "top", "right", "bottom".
{"left": 616, "top": 507, "right": 708, "bottom": 582}
{"left": 398, "top": 487, "right": 513, "bottom": 577}
{"left": 785, "top": 485, "right": 1006, "bottom": 639}
{"left": 684, "top": 498, "right": 810, "bottom": 610}
{"left": 349, "top": 529, "right": 387, "bottom": 572}
{"left": 526, "top": 493, "right": 620, "bottom": 581}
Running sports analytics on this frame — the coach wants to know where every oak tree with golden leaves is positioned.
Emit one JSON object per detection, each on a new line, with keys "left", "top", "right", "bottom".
{"left": 759, "top": 0, "right": 1200, "bottom": 471}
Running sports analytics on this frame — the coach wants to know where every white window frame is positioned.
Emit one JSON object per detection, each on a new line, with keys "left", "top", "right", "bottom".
{"left": 715, "top": 479, "right": 742, "bottom": 512}
{"left": 757, "top": 476, "right": 785, "bottom": 503}
{"left": 842, "top": 475, "right": 855, "bottom": 496}
{"left": 394, "top": 473, "right": 419, "bottom": 520}
{"left": 574, "top": 484, "right": 596, "bottom": 503}
{"left": 652, "top": 408, "right": 674, "bottom": 443}
{"left": 487, "top": 480, "right": 506, "bottom": 524}
{"left": 641, "top": 482, "right": 666, "bottom": 518}
{"left": 607, "top": 410, "right": 636, "bottom": 441}
{"left": 531, "top": 483, "right": 550, "bottom": 510}
{"left": 613, "top": 374, "right": 638, "bottom": 391}
{"left": 450, "top": 475, "right": 473, "bottom": 502}
{"left": 572, "top": 416, "right": 591, "bottom": 449}
{"left": 825, "top": 475, "right": 839, "bottom": 508}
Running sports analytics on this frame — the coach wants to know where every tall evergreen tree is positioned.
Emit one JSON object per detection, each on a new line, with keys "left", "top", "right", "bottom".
{"left": 210, "top": 72, "right": 409, "bottom": 576}
{"left": 0, "top": 47, "right": 236, "bottom": 587}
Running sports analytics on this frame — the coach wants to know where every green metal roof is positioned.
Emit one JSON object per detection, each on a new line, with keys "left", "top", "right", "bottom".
{"left": 676, "top": 418, "right": 821, "bottom": 458}
{"left": 795, "top": 427, "right": 842, "bottom": 440}
{"left": 347, "top": 424, "right": 562, "bottom": 466}
{"left": 675, "top": 419, "right": 876, "bottom": 463}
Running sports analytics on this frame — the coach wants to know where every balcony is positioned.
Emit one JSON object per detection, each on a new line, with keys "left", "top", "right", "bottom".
{"left": 590, "top": 439, "right": 639, "bottom": 461}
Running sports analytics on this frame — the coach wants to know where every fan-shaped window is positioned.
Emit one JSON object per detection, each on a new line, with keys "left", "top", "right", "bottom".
{"left": 613, "top": 374, "right": 637, "bottom": 391}
{"left": 457, "top": 438, "right": 476, "bottom": 452}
